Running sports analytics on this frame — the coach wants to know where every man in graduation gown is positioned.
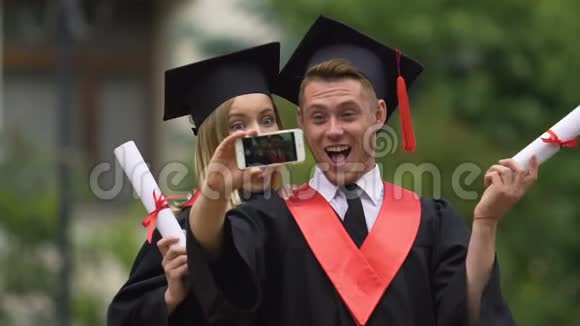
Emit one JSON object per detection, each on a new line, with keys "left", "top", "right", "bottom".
{"left": 185, "top": 16, "right": 537, "bottom": 325}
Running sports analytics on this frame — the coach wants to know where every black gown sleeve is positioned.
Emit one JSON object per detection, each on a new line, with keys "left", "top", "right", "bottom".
{"left": 185, "top": 199, "right": 269, "bottom": 323}
{"left": 107, "top": 208, "right": 207, "bottom": 326}
{"left": 429, "top": 198, "right": 514, "bottom": 326}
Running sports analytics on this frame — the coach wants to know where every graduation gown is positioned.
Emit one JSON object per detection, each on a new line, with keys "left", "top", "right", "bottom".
{"left": 185, "top": 186, "right": 514, "bottom": 326}
{"left": 107, "top": 209, "right": 232, "bottom": 326}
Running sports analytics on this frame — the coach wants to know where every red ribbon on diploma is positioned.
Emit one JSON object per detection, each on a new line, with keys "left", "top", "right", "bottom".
{"left": 541, "top": 129, "right": 577, "bottom": 148}
{"left": 182, "top": 190, "right": 201, "bottom": 208}
{"left": 142, "top": 191, "right": 184, "bottom": 243}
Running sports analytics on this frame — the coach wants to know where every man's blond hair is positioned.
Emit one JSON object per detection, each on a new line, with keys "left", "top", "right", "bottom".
{"left": 298, "top": 58, "right": 378, "bottom": 107}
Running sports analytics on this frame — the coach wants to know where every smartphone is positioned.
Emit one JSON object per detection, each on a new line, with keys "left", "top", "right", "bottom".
{"left": 235, "top": 129, "right": 306, "bottom": 169}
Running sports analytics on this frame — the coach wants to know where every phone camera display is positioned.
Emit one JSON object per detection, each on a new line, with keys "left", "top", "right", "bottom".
{"left": 242, "top": 133, "right": 297, "bottom": 167}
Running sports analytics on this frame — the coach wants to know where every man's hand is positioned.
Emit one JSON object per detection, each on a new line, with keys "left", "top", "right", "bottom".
{"left": 474, "top": 155, "right": 539, "bottom": 221}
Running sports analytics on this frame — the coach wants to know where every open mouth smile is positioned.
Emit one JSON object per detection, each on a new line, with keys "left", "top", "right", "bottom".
{"left": 325, "top": 145, "right": 351, "bottom": 166}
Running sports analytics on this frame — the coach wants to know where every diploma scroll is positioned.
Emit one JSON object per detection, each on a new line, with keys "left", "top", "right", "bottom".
{"left": 513, "top": 105, "right": 579, "bottom": 170}
{"left": 114, "top": 141, "right": 186, "bottom": 247}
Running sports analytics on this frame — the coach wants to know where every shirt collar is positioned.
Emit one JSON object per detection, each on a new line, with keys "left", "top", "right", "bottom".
{"left": 308, "top": 166, "right": 339, "bottom": 203}
{"left": 354, "top": 165, "right": 383, "bottom": 206}
{"left": 308, "top": 164, "right": 383, "bottom": 206}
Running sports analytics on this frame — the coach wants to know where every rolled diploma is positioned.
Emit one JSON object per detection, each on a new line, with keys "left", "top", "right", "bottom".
{"left": 513, "top": 105, "right": 580, "bottom": 170}
{"left": 114, "top": 141, "right": 186, "bottom": 247}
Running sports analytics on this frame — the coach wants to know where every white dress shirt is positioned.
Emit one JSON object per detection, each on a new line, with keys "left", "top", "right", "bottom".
{"left": 308, "top": 164, "right": 384, "bottom": 231}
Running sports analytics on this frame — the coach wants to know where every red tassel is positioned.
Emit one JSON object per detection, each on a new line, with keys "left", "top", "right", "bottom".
{"left": 396, "top": 50, "right": 416, "bottom": 152}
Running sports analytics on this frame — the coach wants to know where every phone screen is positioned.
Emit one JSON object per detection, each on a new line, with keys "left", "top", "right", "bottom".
{"left": 242, "top": 132, "right": 298, "bottom": 167}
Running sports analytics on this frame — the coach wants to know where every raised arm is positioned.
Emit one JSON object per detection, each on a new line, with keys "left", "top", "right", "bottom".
{"left": 188, "top": 130, "right": 262, "bottom": 252}
{"left": 186, "top": 130, "right": 270, "bottom": 323}
{"left": 466, "top": 156, "right": 538, "bottom": 324}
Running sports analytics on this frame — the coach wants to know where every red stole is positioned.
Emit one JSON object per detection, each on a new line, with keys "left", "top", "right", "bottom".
{"left": 285, "top": 182, "right": 421, "bottom": 325}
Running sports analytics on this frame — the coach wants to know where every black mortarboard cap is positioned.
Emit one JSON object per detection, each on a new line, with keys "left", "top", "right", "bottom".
{"left": 275, "top": 16, "right": 423, "bottom": 151}
{"left": 164, "top": 42, "right": 280, "bottom": 134}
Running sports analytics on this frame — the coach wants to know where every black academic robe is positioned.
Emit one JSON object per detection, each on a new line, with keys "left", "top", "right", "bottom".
{"left": 185, "top": 191, "right": 515, "bottom": 326}
{"left": 107, "top": 209, "right": 237, "bottom": 326}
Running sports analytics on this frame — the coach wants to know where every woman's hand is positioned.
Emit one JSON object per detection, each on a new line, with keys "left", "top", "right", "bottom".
{"left": 157, "top": 237, "right": 189, "bottom": 314}
{"left": 203, "top": 130, "right": 266, "bottom": 200}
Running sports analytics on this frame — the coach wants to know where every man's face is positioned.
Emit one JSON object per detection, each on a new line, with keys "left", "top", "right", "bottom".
{"left": 298, "top": 78, "right": 387, "bottom": 185}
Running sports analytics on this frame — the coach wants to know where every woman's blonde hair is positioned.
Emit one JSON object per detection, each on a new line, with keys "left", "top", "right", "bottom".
{"left": 193, "top": 95, "right": 284, "bottom": 209}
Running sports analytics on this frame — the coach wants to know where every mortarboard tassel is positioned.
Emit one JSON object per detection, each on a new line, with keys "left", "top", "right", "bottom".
{"left": 396, "top": 49, "right": 416, "bottom": 152}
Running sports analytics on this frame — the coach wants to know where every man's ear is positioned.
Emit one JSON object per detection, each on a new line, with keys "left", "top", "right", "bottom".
{"left": 375, "top": 99, "right": 387, "bottom": 129}
{"left": 297, "top": 107, "right": 304, "bottom": 129}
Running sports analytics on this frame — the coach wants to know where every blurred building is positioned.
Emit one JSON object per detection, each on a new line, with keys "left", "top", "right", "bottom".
{"left": 2, "top": 0, "right": 279, "bottom": 205}
{"left": 3, "top": 0, "right": 156, "bottom": 206}
{"left": 1, "top": 1, "right": 279, "bottom": 324}
{"left": 4, "top": 0, "right": 156, "bottom": 157}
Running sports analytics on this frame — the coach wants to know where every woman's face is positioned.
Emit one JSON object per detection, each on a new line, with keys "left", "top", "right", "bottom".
{"left": 227, "top": 93, "right": 279, "bottom": 135}
{"left": 227, "top": 93, "right": 281, "bottom": 192}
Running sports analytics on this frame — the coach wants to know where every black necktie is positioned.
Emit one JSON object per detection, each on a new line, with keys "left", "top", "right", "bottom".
{"left": 341, "top": 184, "right": 368, "bottom": 248}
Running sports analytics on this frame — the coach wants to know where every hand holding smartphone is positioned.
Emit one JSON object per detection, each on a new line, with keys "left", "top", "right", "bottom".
{"left": 235, "top": 129, "right": 306, "bottom": 169}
